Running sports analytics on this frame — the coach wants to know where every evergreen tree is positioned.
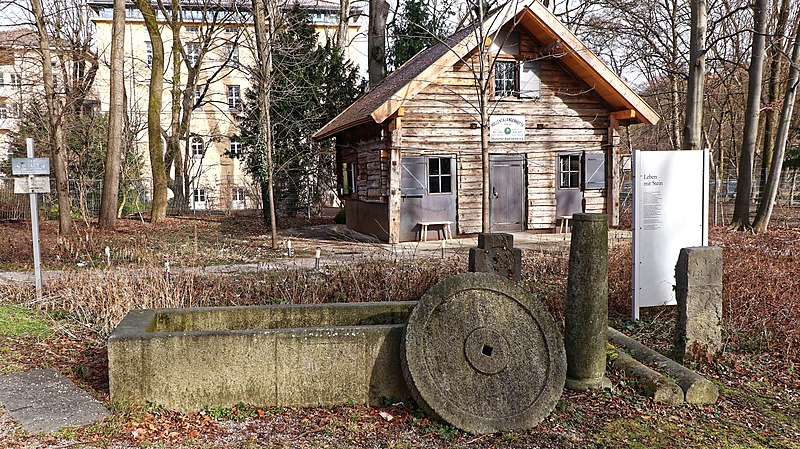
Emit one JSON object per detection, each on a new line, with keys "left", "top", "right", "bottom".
{"left": 239, "top": 5, "right": 364, "bottom": 216}
{"left": 388, "top": 0, "right": 453, "bottom": 70}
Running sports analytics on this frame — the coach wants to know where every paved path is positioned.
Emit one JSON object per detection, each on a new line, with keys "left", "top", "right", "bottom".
{"left": 0, "top": 369, "right": 108, "bottom": 434}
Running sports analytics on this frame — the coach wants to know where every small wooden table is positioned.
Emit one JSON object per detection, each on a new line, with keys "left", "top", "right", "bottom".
{"left": 557, "top": 215, "right": 572, "bottom": 234}
{"left": 418, "top": 221, "right": 454, "bottom": 242}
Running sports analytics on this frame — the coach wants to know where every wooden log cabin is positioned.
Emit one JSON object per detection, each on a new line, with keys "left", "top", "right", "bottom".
{"left": 313, "top": 0, "right": 659, "bottom": 243}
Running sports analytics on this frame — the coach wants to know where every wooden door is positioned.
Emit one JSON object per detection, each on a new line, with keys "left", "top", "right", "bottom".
{"left": 489, "top": 154, "right": 525, "bottom": 231}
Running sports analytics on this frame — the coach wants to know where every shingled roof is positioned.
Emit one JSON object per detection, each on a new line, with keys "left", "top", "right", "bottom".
{"left": 314, "top": 0, "right": 659, "bottom": 140}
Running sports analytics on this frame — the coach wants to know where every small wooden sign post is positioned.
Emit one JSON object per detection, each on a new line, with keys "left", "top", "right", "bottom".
{"left": 11, "top": 138, "right": 50, "bottom": 300}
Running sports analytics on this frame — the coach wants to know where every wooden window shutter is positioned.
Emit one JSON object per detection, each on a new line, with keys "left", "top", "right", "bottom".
{"left": 401, "top": 156, "right": 427, "bottom": 196}
{"left": 583, "top": 152, "right": 606, "bottom": 190}
{"left": 519, "top": 61, "right": 541, "bottom": 99}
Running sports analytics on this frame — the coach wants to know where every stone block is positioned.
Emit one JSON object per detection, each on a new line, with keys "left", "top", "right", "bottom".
{"left": 478, "top": 232, "right": 514, "bottom": 250}
{"left": 674, "top": 247, "right": 723, "bottom": 362}
{"left": 469, "top": 233, "right": 522, "bottom": 281}
{"left": 108, "top": 302, "right": 415, "bottom": 412}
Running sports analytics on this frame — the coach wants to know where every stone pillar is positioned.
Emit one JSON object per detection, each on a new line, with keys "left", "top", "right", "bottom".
{"left": 673, "top": 246, "right": 723, "bottom": 362}
{"left": 564, "top": 213, "right": 610, "bottom": 390}
{"left": 468, "top": 233, "right": 522, "bottom": 281}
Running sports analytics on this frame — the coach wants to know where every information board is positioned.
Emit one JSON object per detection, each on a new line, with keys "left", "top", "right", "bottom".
{"left": 632, "top": 149, "right": 708, "bottom": 319}
{"left": 14, "top": 176, "right": 51, "bottom": 194}
{"left": 12, "top": 158, "right": 50, "bottom": 175}
{"left": 489, "top": 115, "right": 525, "bottom": 142}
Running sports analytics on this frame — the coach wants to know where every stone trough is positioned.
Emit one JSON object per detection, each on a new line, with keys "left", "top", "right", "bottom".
{"left": 108, "top": 302, "right": 415, "bottom": 412}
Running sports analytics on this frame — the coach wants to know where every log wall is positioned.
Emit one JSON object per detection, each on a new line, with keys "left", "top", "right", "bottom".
{"left": 398, "top": 32, "right": 612, "bottom": 234}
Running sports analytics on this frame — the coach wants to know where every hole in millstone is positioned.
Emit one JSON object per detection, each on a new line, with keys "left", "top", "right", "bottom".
{"left": 482, "top": 345, "right": 493, "bottom": 357}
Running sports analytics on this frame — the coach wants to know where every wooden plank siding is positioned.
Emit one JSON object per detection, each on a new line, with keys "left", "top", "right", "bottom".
{"left": 398, "top": 33, "right": 612, "bottom": 234}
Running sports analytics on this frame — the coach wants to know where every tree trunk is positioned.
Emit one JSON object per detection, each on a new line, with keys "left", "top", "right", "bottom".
{"left": 134, "top": 0, "right": 168, "bottom": 222}
{"left": 31, "top": 0, "right": 73, "bottom": 235}
{"left": 337, "top": 0, "right": 351, "bottom": 51}
{"left": 669, "top": 73, "right": 681, "bottom": 151}
{"left": 99, "top": 0, "right": 126, "bottom": 229}
{"left": 368, "top": 0, "right": 389, "bottom": 88}
{"left": 168, "top": 0, "right": 184, "bottom": 214}
{"left": 253, "top": 0, "right": 279, "bottom": 249}
{"left": 752, "top": 24, "right": 800, "bottom": 233}
{"left": 758, "top": 0, "right": 790, "bottom": 195}
{"left": 682, "top": 0, "right": 706, "bottom": 151}
{"left": 730, "top": 0, "right": 768, "bottom": 230}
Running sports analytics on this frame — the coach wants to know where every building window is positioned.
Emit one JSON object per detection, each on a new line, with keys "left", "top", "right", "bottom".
{"left": 10, "top": 73, "right": 21, "bottom": 87}
{"left": 11, "top": 103, "right": 20, "bottom": 118}
{"left": 185, "top": 25, "right": 198, "bottom": 32}
{"left": 185, "top": 42, "right": 200, "bottom": 68}
{"left": 225, "top": 26, "right": 237, "bottom": 33}
{"left": 0, "top": 73, "right": 4, "bottom": 85}
{"left": 227, "top": 85, "right": 241, "bottom": 110}
{"left": 145, "top": 41, "right": 153, "bottom": 65}
{"left": 428, "top": 157, "right": 453, "bottom": 194}
{"left": 190, "top": 136, "right": 205, "bottom": 158}
{"left": 342, "top": 162, "right": 356, "bottom": 195}
{"left": 229, "top": 138, "right": 241, "bottom": 157}
{"left": 0, "top": 104, "right": 7, "bottom": 120}
{"left": 494, "top": 60, "right": 516, "bottom": 98}
{"left": 559, "top": 154, "right": 581, "bottom": 189}
{"left": 232, "top": 188, "right": 246, "bottom": 202}
{"left": 192, "top": 188, "right": 206, "bottom": 203}
{"left": 225, "top": 44, "right": 239, "bottom": 67}
{"left": 193, "top": 84, "right": 204, "bottom": 107}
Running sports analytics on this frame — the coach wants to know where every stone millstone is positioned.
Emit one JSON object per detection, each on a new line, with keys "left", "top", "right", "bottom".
{"left": 402, "top": 272, "right": 566, "bottom": 434}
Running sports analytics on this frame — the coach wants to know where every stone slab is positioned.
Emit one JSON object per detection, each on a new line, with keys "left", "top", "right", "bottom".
{"left": 0, "top": 369, "right": 108, "bottom": 434}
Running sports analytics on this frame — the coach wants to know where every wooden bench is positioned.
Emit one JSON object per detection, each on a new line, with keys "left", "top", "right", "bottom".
{"left": 418, "top": 221, "right": 454, "bottom": 242}
{"left": 557, "top": 215, "right": 572, "bottom": 234}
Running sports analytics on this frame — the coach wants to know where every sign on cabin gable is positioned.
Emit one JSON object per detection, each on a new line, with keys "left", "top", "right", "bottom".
{"left": 489, "top": 115, "right": 525, "bottom": 142}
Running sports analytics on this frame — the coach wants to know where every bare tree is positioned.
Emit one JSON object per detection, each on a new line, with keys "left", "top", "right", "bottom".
{"left": 682, "top": 0, "right": 707, "bottom": 151}
{"left": 98, "top": 0, "right": 126, "bottom": 228}
{"left": 252, "top": 0, "right": 280, "bottom": 248}
{"left": 752, "top": 23, "right": 800, "bottom": 232}
{"left": 133, "top": 0, "right": 169, "bottom": 222}
{"left": 730, "top": 0, "right": 768, "bottom": 230}
{"left": 368, "top": 0, "right": 389, "bottom": 87}
{"left": 29, "top": 0, "right": 73, "bottom": 235}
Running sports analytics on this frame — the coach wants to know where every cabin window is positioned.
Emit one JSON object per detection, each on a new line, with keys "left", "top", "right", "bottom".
{"left": 342, "top": 162, "right": 356, "bottom": 195}
{"left": 428, "top": 157, "right": 452, "bottom": 194}
{"left": 494, "top": 60, "right": 541, "bottom": 99}
{"left": 559, "top": 154, "right": 580, "bottom": 189}
{"left": 494, "top": 60, "right": 516, "bottom": 98}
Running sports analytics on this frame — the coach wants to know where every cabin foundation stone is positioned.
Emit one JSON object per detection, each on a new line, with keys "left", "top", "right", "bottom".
{"left": 673, "top": 246, "right": 723, "bottom": 362}
{"left": 468, "top": 233, "right": 522, "bottom": 281}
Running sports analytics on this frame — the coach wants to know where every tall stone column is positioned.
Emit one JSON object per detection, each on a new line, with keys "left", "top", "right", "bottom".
{"left": 564, "top": 213, "right": 611, "bottom": 390}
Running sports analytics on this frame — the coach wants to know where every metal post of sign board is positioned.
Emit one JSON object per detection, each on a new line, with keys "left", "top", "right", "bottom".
{"left": 26, "top": 138, "right": 43, "bottom": 300}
